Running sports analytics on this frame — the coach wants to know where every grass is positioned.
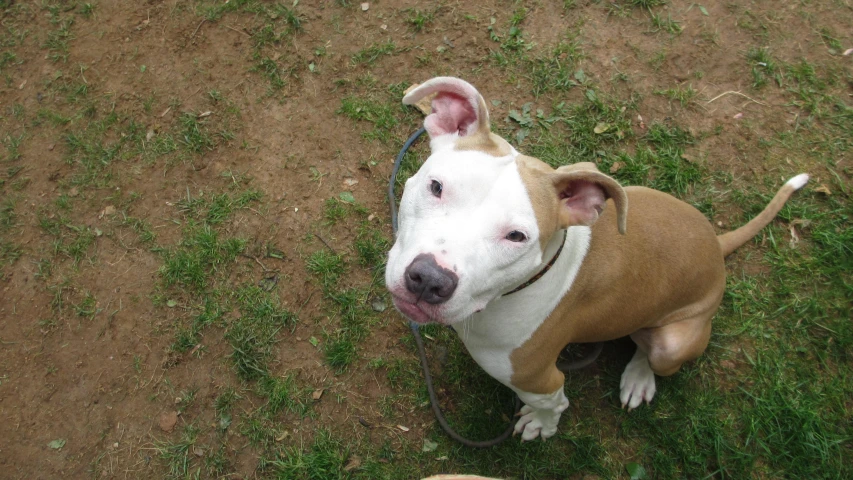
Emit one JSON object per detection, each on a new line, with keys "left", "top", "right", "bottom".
{"left": 405, "top": 7, "right": 438, "bottom": 33}
{"left": 159, "top": 224, "right": 247, "bottom": 291}
{"left": 649, "top": 13, "right": 682, "bottom": 34}
{"left": 227, "top": 284, "right": 297, "bottom": 380}
{"left": 43, "top": 18, "right": 74, "bottom": 63}
{"left": 38, "top": 212, "right": 96, "bottom": 265}
{"left": 337, "top": 93, "right": 401, "bottom": 142}
{"left": 354, "top": 222, "right": 390, "bottom": 273}
{"left": 264, "top": 429, "right": 350, "bottom": 478}
{"left": 746, "top": 47, "right": 780, "bottom": 89}
{"left": 156, "top": 424, "right": 201, "bottom": 479}
{"left": 529, "top": 39, "right": 585, "bottom": 97}
{"left": 351, "top": 41, "right": 397, "bottom": 66}
{"left": 655, "top": 84, "right": 697, "bottom": 107}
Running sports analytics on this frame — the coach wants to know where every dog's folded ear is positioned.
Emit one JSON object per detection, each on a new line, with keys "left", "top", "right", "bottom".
{"left": 403, "top": 77, "right": 491, "bottom": 140}
{"left": 552, "top": 163, "right": 628, "bottom": 234}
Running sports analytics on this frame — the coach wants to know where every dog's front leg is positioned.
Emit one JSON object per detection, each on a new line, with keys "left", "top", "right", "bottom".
{"left": 513, "top": 386, "right": 570, "bottom": 441}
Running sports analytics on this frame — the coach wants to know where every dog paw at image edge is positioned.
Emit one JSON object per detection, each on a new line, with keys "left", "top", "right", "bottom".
{"left": 513, "top": 404, "right": 561, "bottom": 441}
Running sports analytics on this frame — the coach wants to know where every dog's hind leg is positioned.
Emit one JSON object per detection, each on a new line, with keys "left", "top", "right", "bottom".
{"left": 621, "top": 308, "right": 715, "bottom": 409}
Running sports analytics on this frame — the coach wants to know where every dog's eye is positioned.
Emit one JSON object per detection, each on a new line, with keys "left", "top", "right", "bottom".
{"left": 429, "top": 180, "right": 443, "bottom": 198}
{"left": 506, "top": 231, "right": 527, "bottom": 242}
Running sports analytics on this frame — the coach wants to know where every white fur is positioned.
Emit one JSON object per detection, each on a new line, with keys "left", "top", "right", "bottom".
{"left": 786, "top": 173, "right": 810, "bottom": 190}
{"left": 386, "top": 144, "right": 545, "bottom": 323}
{"left": 513, "top": 388, "right": 570, "bottom": 440}
{"left": 452, "top": 227, "right": 591, "bottom": 387}
{"left": 619, "top": 349, "right": 657, "bottom": 410}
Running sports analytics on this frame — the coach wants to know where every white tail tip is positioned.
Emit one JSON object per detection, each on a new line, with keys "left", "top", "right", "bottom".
{"left": 786, "top": 173, "right": 810, "bottom": 190}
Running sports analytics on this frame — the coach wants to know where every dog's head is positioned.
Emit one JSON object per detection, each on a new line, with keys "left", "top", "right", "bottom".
{"left": 386, "top": 77, "right": 627, "bottom": 325}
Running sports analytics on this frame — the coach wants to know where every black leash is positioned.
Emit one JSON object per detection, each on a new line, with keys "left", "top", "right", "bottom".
{"left": 389, "top": 127, "right": 602, "bottom": 447}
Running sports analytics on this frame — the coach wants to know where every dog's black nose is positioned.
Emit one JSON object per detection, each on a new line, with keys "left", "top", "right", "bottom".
{"left": 404, "top": 254, "right": 458, "bottom": 304}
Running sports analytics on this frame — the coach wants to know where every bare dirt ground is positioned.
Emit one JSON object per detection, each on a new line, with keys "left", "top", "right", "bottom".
{"left": 1, "top": 0, "right": 851, "bottom": 479}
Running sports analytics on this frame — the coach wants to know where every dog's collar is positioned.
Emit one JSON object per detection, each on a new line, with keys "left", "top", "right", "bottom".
{"left": 502, "top": 229, "right": 568, "bottom": 296}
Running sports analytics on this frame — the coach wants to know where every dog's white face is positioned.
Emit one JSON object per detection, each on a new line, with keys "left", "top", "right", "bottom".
{"left": 386, "top": 78, "right": 626, "bottom": 326}
{"left": 385, "top": 135, "right": 544, "bottom": 325}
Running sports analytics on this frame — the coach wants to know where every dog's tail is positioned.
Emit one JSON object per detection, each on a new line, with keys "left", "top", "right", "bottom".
{"left": 717, "top": 173, "right": 810, "bottom": 257}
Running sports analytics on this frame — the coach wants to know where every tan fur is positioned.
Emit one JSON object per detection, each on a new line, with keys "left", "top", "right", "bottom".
{"left": 517, "top": 156, "right": 628, "bottom": 251}
{"left": 717, "top": 180, "right": 802, "bottom": 256}
{"left": 510, "top": 188, "right": 726, "bottom": 393}
{"left": 516, "top": 155, "right": 562, "bottom": 251}
{"left": 455, "top": 131, "right": 513, "bottom": 158}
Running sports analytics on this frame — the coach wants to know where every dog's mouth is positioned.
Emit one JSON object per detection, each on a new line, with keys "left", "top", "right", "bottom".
{"left": 390, "top": 295, "right": 446, "bottom": 325}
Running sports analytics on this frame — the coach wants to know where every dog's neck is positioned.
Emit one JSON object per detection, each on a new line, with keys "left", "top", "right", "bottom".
{"left": 503, "top": 229, "right": 568, "bottom": 296}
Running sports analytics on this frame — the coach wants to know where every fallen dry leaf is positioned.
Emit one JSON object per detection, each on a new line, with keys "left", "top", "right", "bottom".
{"left": 312, "top": 389, "right": 324, "bottom": 401}
{"left": 814, "top": 184, "right": 831, "bottom": 195}
{"left": 100, "top": 205, "right": 116, "bottom": 218}
{"left": 159, "top": 411, "right": 178, "bottom": 432}
{"left": 789, "top": 226, "right": 800, "bottom": 248}
{"left": 791, "top": 218, "right": 812, "bottom": 228}
{"left": 343, "top": 455, "right": 362, "bottom": 472}
{"left": 396, "top": 425, "right": 410, "bottom": 432}
{"left": 609, "top": 161, "right": 624, "bottom": 174}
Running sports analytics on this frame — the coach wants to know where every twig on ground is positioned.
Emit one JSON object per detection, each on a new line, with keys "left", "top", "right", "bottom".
{"left": 314, "top": 233, "right": 336, "bottom": 254}
{"left": 191, "top": 19, "right": 206, "bottom": 38}
{"left": 706, "top": 90, "right": 769, "bottom": 107}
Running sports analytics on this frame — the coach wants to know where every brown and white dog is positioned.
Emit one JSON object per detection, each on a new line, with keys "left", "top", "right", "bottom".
{"left": 385, "top": 77, "right": 808, "bottom": 441}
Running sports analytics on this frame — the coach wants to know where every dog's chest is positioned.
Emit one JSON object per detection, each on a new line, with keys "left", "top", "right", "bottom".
{"left": 453, "top": 226, "right": 591, "bottom": 386}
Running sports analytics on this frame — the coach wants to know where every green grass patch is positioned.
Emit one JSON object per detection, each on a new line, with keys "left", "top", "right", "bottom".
{"left": 159, "top": 223, "right": 247, "bottom": 291}
{"left": 529, "top": 39, "right": 585, "bottom": 97}
{"left": 354, "top": 222, "right": 390, "bottom": 273}
{"left": 263, "top": 429, "right": 350, "bottom": 478}
{"left": 655, "top": 84, "right": 697, "bottom": 107}
{"left": 226, "top": 284, "right": 297, "bottom": 380}
{"left": 746, "top": 47, "right": 780, "bottom": 89}
{"left": 519, "top": 91, "right": 635, "bottom": 164}
{"left": 405, "top": 7, "right": 438, "bottom": 33}
{"left": 42, "top": 18, "right": 73, "bottom": 63}
{"left": 156, "top": 424, "right": 201, "bottom": 480}
{"left": 351, "top": 41, "right": 397, "bottom": 66}
{"left": 649, "top": 12, "right": 682, "bottom": 34}
{"left": 176, "top": 188, "right": 263, "bottom": 225}
{"left": 338, "top": 94, "right": 400, "bottom": 142}
{"left": 37, "top": 212, "right": 96, "bottom": 265}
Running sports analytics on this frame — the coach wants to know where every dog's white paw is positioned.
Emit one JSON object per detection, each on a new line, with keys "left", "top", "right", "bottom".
{"left": 513, "top": 404, "right": 561, "bottom": 441}
{"left": 620, "top": 350, "right": 657, "bottom": 410}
